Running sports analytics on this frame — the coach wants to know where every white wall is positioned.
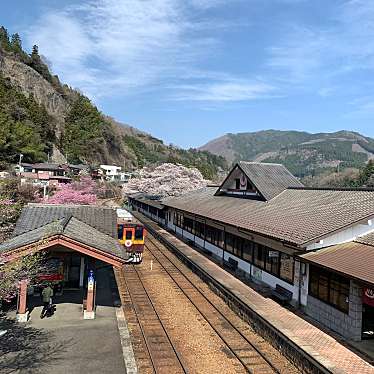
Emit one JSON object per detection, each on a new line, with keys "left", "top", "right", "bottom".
{"left": 147, "top": 207, "right": 300, "bottom": 301}
{"left": 222, "top": 250, "right": 298, "bottom": 300}
{"left": 306, "top": 220, "right": 374, "bottom": 250}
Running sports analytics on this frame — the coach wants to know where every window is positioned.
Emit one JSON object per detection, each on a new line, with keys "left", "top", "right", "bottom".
{"left": 235, "top": 178, "right": 240, "bottom": 189}
{"left": 253, "top": 244, "right": 265, "bottom": 269}
{"left": 183, "top": 217, "right": 194, "bottom": 233}
{"left": 225, "top": 232, "right": 235, "bottom": 253}
{"left": 194, "top": 221, "right": 205, "bottom": 239}
{"left": 279, "top": 253, "right": 294, "bottom": 283}
{"left": 135, "top": 227, "right": 143, "bottom": 240}
{"left": 233, "top": 236, "right": 243, "bottom": 258}
{"left": 174, "top": 212, "right": 184, "bottom": 228}
{"left": 117, "top": 224, "right": 124, "bottom": 240}
{"left": 266, "top": 249, "right": 280, "bottom": 276}
{"left": 206, "top": 225, "right": 223, "bottom": 247}
{"left": 242, "top": 240, "right": 253, "bottom": 262}
{"left": 125, "top": 230, "right": 132, "bottom": 240}
{"left": 309, "top": 265, "right": 349, "bottom": 313}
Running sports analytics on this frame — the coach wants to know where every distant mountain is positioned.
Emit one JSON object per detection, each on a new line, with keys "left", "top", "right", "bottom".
{"left": 199, "top": 130, "right": 374, "bottom": 178}
{"left": 0, "top": 26, "right": 226, "bottom": 179}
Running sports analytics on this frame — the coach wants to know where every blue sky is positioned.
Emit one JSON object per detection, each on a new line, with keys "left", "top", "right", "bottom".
{"left": 3, "top": 0, "right": 374, "bottom": 147}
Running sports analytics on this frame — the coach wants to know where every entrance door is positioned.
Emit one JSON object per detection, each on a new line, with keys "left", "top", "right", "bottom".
{"left": 65, "top": 253, "right": 81, "bottom": 288}
{"left": 362, "top": 303, "right": 374, "bottom": 339}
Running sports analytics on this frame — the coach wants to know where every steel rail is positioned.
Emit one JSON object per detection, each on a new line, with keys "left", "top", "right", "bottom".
{"left": 146, "top": 236, "right": 284, "bottom": 374}
{"left": 121, "top": 265, "right": 188, "bottom": 374}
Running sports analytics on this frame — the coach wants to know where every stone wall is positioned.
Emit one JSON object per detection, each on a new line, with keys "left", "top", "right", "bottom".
{"left": 305, "top": 280, "right": 363, "bottom": 341}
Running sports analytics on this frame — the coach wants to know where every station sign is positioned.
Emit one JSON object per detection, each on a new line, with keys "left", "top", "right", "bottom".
{"left": 363, "top": 287, "right": 374, "bottom": 307}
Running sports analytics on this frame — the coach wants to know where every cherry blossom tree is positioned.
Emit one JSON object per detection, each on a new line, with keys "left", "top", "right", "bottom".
{"left": 44, "top": 176, "right": 98, "bottom": 205}
{"left": 0, "top": 250, "right": 47, "bottom": 302}
{"left": 0, "top": 199, "right": 21, "bottom": 242}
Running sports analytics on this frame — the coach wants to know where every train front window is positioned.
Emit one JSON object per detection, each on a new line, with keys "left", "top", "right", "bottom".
{"left": 125, "top": 231, "right": 132, "bottom": 240}
{"left": 117, "top": 225, "right": 124, "bottom": 240}
{"left": 135, "top": 227, "right": 143, "bottom": 240}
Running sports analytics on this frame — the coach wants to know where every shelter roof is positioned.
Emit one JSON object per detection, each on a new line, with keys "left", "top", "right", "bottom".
{"left": 13, "top": 204, "right": 117, "bottom": 238}
{"left": 301, "top": 238, "right": 374, "bottom": 285}
{"left": 0, "top": 216, "right": 126, "bottom": 261}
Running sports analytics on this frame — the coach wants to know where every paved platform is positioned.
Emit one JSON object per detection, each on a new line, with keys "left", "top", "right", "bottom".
{"left": 138, "top": 212, "right": 374, "bottom": 374}
{"left": 0, "top": 265, "right": 127, "bottom": 374}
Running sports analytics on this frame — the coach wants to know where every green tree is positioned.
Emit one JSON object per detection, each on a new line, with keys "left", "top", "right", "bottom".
{"left": 61, "top": 95, "right": 106, "bottom": 162}
{"left": 10, "top": 33, "right": 22, "bottom": 54}
{"left": 0, "top": 26, "right": 10, "bottom": 51}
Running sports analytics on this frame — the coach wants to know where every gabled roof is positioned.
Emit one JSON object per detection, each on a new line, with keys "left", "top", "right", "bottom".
{"left": 0, "top": 216, "right": 127, "bottom": 261}
{"left": 216, "top": 162, "right": 303, "bottom": 201}
{"left": 163, "top": 186, "right": 374, "bottom": 246}
{"left": 238, "top": 162, "right": 304, "bottom": 200}
{"left": 13, "top": 204, "right": 117, "bottom": 238}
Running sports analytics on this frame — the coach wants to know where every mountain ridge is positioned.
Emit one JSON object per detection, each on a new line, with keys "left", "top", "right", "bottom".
{"left": 199, "top": 129, "right": 374, "bottom": 179}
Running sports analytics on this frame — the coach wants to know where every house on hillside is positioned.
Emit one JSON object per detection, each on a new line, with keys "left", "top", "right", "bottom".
{"left": 15, "top": 163, "right": 72, "bottom": 187}
{"left": 99, "top": 164, "right": 122, "bottom": 182}
{"left": 129, "top": 161, "right": 374, "bottom": 342}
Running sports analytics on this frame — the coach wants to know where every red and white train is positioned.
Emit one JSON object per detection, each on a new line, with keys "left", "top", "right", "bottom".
{"left": 117, "top": 208, "right": 146, "bottom": 263}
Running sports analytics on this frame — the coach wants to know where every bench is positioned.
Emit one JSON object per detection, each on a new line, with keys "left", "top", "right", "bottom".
{"left": 223, "top": 257, "right": 238, "bottom": 272}
{"left": 271, "top": 284, "right": 293, "bottom": 305}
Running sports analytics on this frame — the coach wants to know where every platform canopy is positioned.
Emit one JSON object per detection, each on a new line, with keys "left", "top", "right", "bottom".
{"left": 301, "top": 232, "right": 374, "bottom": 286}
{"left": 0, "top": 204, "right": 127, "bottom": 267}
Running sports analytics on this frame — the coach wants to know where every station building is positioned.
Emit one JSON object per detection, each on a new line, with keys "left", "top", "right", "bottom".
{"left": 129, "top": 161, "right": 374, "bottom": 342}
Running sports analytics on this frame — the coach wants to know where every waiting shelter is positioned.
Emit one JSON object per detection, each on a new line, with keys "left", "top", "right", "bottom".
{"left": 0, "top": 203, "right": 127, "bottom": 321}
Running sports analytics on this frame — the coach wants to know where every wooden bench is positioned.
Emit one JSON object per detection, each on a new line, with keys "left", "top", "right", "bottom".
{"left": 223, "top": 257, "right": 238, "bottom": 272}
{"left": 271, "top": 284, "right": 293, "bottom": 305}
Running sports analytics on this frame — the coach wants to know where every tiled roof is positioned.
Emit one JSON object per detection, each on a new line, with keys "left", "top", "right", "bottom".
{"left": 237, "top": 162, "right": 304, "bottom": 200}
{"left": 32, "top": 163, "right": 64, "bottom": 171}
{"left": 355, "top": 231, "right": 374, "bottom": 246}
{"left": 163, "top": 187, "right": 374, "bottom": 246}
{"left": 0, "top": 216, "right": 126, "bottom": 260}
{"left": 301, "top": 241, "right": 374, "bottom": 285}
{"left": 13, "top": 204, "right": 117, "bottom": 238}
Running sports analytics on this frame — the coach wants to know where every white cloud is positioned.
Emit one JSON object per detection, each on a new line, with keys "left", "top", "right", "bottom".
{"left": 266, "top": 0, "right": 374, "bottom": 93}
{"left": 26, "top": 0, "right": 257, "bottom": 103}
{"left": 170, "top": 79, "right": 275, "bottom": 101}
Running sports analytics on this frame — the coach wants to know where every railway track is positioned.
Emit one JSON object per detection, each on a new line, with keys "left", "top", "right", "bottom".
{"left": 116, "top": 263, "right": 188, "bottom": 374}
{"left": 145, "top": 235, "right": 299, "bottom": 374}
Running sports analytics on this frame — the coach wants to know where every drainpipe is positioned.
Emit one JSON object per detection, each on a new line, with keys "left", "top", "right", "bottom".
{"left": 298, "top": 260, "right": 302, "bottom": 309}
{"left": 222, "top": 227, "right": 226, "bottom": 264}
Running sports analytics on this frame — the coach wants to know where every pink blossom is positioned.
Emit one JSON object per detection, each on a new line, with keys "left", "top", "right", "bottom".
{"left": 44, "top": 177, "right": 98, "bottom": 205}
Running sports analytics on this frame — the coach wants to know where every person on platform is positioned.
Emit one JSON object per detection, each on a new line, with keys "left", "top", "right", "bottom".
{"left": 40, "top": 284, "right": 54, "bottom": 319}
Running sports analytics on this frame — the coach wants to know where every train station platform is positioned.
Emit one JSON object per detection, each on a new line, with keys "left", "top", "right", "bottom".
{"left": 0, "top": 266, "right": 127, "bottom": 374}
{"left": 135, "top": 212, "right": 374, "bottom": 374}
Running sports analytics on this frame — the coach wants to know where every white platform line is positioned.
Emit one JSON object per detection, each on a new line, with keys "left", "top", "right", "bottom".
{"left": 115, "top": 306, "right": 138, "bottom": 374}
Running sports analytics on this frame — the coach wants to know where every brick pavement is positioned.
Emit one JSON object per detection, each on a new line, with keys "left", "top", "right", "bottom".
{"left": 140, "top": 214, "right": 374, "bottom": 374}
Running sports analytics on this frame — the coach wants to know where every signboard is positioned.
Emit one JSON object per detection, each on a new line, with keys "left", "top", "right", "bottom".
{"left": 88, "top": 270, "right": 95, "bottom": 291}
{"left": 268, "top": 251, "right": 279, "bottom": 258}
{"left": 363, "top": 287, "right": 374, "bottom": 307}
{"left": 239, "top": 173, "right": 247, "bottom": 190}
